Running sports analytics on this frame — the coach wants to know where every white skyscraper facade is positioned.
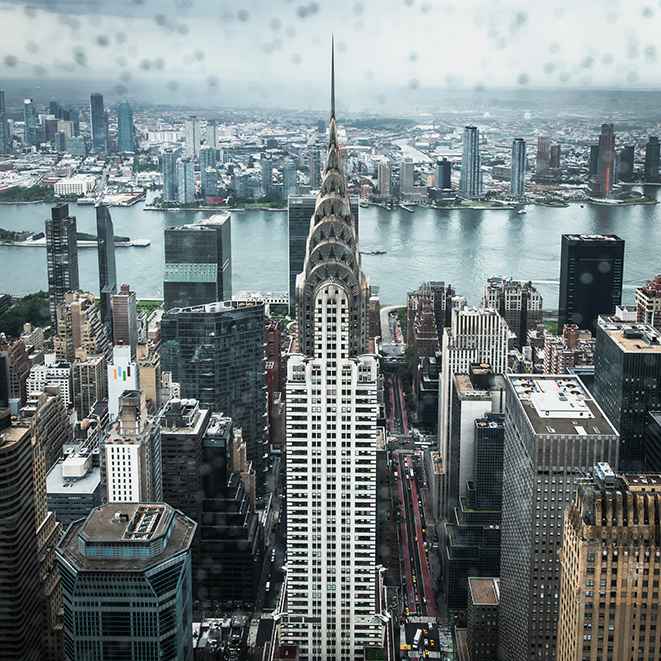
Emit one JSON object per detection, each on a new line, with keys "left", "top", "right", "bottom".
{"left": 438, "top": 306, "right": 511, "bottom": 515}
{"left": 282, "top": 45, "right": 385, "bottom": 660}
{"left": 184, "top": 116, "right": 201, "bottom": 158}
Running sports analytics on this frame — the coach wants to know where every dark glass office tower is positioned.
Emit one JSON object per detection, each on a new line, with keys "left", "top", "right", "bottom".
{"left": 161, "top": 149, "right": 178, "bottom": 202}
{"left": 160, "top": 301, "right": 267, "bottom": 493}
{"left": 593, "top": 318, "right": 661, "bottom": 471}
{"left": 644, "top": 136, "right": 660, "bottom": 183}
{"left": 595, "top": 123, "right": 616, "bottom": 198}
{"left": 163, "top": 214, "right": 231, "bottom": 310}
{"left": 619, "top": 145, "right": 635, "bottom": 182}
{"left": 56, "top": 503, "right": 196, "bottom": 661}
{"left": 588, "top": 144, "right": 600, "bottom": 176}
{"left": 23, "top": 98, "right": 39, "bottom": 147}
{"left": 89, "top": 92, "right": 107, "bottom": 153}
{"left": 45, "top": 204, "right": 80, "bottom": 326}
{"left": 117, "top": 100, "right": 136, "bottom": 152}
{"left": 287, "top": 194, "right": 358, "bottom": 316}
{"left": 95, "top": 204, "right": 116, "bottom": 328}
{"left": 0, "top": 418, "right": 44, "bottom": 661}
{"left": 0, "top": 89, "right": 10, "bottom": 153}
{"left": 435, "top": 157, "right": 452, "bottom": 189}
{"left": 558, "top": 233, "right": 624, "bottom": 331}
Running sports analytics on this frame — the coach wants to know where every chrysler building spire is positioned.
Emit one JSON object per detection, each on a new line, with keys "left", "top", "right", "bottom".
{"left": 295, "top": 38, "right": 370, "bottom": 357}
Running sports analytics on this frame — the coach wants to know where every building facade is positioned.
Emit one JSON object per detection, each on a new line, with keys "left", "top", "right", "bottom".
{"left": 635, "top": 274, "right": 661, "bottom": 330}
{"left": 117, "top": 100, "right": 136, "bottom": 152}
{"left": 460, "top": 126, "right": 482, "bottom": 199}
{"left": 511, "top": 138, "right": 527, "bottom": 199}
{"left": 593, "top": 316, "right": 661, "bottom": 471}
{"left": 95, "top": 204, "right": 116, "bottom": 328}
{"left": 45, "top": 204, "right": 80, "bottom": 327}
{"left": 558, "top": 233, "right": 625, "bottom": 332}
{"left": 160, "top": 301, "right": 267, "bottom": 492}
{"left": 89, "top": 93, "right": 107, "bottom": 153}
{"left": 482, "top": 276, "right": 542, "bottom": 349}
{"left": 282, "top": 54, "right": 385, "bottom": 658}
{"left": 163, "top": 214, "right": 232, "bottom": 311}
{"left": 56, "top": 503, "right": 196, "bottom": 661}
{"left": 557, "top": 465, "right": 661, "bottom": 661}
{"left": 499, "top": 375, "right": 619, "bottom": 661}
{"left": 0, "top": 417, "right": 44, "bottom": 661}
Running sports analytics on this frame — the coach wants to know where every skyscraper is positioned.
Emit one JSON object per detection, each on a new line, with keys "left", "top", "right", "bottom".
{"left": 56, "top": 503, "right": 196, "bottom": 661}
{"left": 45, "top": 204, "right": 80, "bottom": 327}
{"left": 23, "top": 97, "right": 39, "bottom": 147}
{"left": 288, "top": 194, "right": 359, "bottom": 316}
{"left": 163, "top": 214, "right": 232, "bottom": 310}
{"left": 511, "top": 138, "right": 526, "bottom": 199}
{"left": 111, "top": 283, "right": 138, "bottom": 358}
{"left": 184, "top": 116, "right": 201, "bottom": 158}
{"left": 0, "top": 89, "right": 10, "bottom": 153}
{"left": 283, "top": 158, "right": 298, "bottom": 199}
{"left": 536, "top": 136, "right": 552, "bottom": 174}
{"left": 558, "top": 233, "right": 625, "bottom": 331}
{"left": 550, "top": 143, "right": 561, "bottom": 169}
{"left": 644, "top": 135, "right": 660, "bottom": 182}
{"left": 261, "top": 155, "right": 273, "bottom": 197}
{"left": 199, "top": 144, "right": 215, "bottom": 173}
{"left": 308, "top": 146, "right": 321, "bottom": 189}
{"left": 95, "top": 204, "right": 116, "bottom": 328}
{"left": 283, "top": 44, "right": 385, "bottom": 658}
{"left": 117, "top": 99, "right": 136, "bottom": 152}
{"left": 595, "top": 123, "right": 616, "bottom": 198}
{"left": 588, "top": 144, "right": 600, "bottom": 177}
{"left": 400, "top": 157, "right": 415, "bottom": 196}
{"left": 176, "top": 157, "right": 195, "bottom": 204}
{"left": 482, "top": 276, "right": 542, "bottom": 348}
{"left": 557, "top": 465, "right": 661, "bottom": 661}
{"left": 0, "top": 416, "right": 44, "bottom": 661}
{"left": 438, "top": 307, "right": 511, "bottom": 515}
{"left": 618, "top": 144, "right": 635, "bottom": 182}
{"left": 635, "top": 273, "right": 661, "bottom": 330}
{"left": 593, "top": 316, "right": 661, "bottom": 471}
{"left": 104, "top": 390, "right": 162, "bottom": 502}
{"left": 160, "top": 301, "right": 267, "bottom": 492}
{"left": 499, "top": 375, "right": 619, "bottom": 661}
{"left": 377, "top": 158, "right": 392, "bottom": 196}
{"left": 89, "top": 93, "right": 107, "bottom": 153}
{"left": 206, "top": 118, "right": 217, "bottom": 149}
{"left": 161, "top": 149, "right": 178, "bottom": 202}
{"left": 460, "top": 126, "right": 482, "bottom": 199}
{"left": 435, "top": 157, "right": 452, "bottom": 189}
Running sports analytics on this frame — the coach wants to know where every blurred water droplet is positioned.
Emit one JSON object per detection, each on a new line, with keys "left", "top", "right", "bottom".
{"left": 517, "top": 73, "right": 529, "bottom": 86}
{"left": 73, "top": 48, "right": 87, "bottom": 67}
{"left": 237, "top": 9, "right": 250, "bottom": 22}
{"left": 96, "top": 35, "right": 110, "bottom": 47}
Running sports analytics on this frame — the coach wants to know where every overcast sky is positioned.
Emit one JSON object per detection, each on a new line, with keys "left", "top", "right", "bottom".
{"left": 0, "top": 0, "right": 659, "bottom": 108}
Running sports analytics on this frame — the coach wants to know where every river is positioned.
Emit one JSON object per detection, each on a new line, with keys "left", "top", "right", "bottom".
{"left": 0, "top": 194, "right": 659, "bottom": 308}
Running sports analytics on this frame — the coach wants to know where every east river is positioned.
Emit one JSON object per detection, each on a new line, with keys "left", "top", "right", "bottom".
{"left": 1, "top": 193, "right": 660, "bottom": 308}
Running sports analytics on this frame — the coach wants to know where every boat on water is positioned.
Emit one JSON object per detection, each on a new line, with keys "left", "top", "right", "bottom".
{"left": 399, "top": 204, "right": 415, "bottom": 213}
{"left": 517, "top": 208, "right": 527, "bottom": 215}
{"left": 359, "top": 250, "right": 387, "bottom": 256}
{"left": 359, "top": 201, "right": 369, "bottom": 208}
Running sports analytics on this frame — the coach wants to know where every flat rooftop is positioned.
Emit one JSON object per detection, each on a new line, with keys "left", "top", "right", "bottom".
{"left": 468, "top": 577, "right": 500, "bottom": 606}
{"left": 454, "top": 371, "right": 506, "bottom": 399}
{"left": 564, "top": 233, "right": 623, "bottom": 243}
{"left": 599, "top": 321, "right": 661, "bottom": 354}
{"left": 509, "top": 374, "right": 618, "bottom": 437}
{"left": 57, "top": 503, "right": 196, "bottom": 572}
{"left": 47, "top": 461, "right": 101, "bottom": 495}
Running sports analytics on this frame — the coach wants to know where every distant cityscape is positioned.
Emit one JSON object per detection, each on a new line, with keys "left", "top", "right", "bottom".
{"left": 4, "top": 46, "right": 661, "bottom": 661}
